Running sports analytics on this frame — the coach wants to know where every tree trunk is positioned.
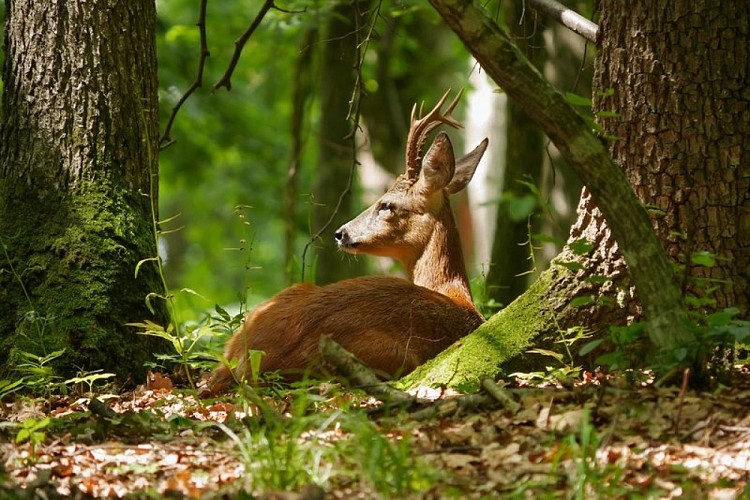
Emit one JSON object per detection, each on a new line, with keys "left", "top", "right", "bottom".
{"left": 486, "top": 3, "right": 547, "bottom": 307}
{"left": 0, "top": 0, "right": 168, "bottom": 380}
{"left": 311, "top": 1, "right": 368, "bottom": 284}
{"left": 285, "top": 28, "right": 317, "bottom": 284}
{"left": 403, "top": 0, "right": 748, "bottom": 388}
{"left": 594, "top": 1, "right": 749, "bottom": 315}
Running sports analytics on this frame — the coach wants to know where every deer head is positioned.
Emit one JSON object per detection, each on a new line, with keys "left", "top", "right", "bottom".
{"left": 335, "top": 90, "right": 488, "bottom": 291}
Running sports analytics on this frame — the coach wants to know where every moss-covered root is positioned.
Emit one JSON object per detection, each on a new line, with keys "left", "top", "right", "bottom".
{"left": 399, "top": 267, "right": 561, "bottom": 392}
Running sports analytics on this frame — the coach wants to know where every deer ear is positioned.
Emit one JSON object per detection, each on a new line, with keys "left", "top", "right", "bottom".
{"left": 445, "top": 138, "right": 488, "bottom": 195}
{"left": 416, "top": 132, "right": 455, "bottom": 195}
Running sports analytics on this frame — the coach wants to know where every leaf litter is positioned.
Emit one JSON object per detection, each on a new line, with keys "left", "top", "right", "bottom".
{"left": 1, "top": 370, "right": 749, "bottom": 498}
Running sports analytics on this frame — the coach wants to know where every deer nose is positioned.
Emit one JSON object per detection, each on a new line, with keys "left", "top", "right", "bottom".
{"left": 334, "top": 227, "right": 348, "bottom": 246}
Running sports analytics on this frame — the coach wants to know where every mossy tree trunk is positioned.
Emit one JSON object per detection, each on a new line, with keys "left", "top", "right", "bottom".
{"left": 404, "top": 0, "right": 748, "bottom": 388}
{"left": 0, "top": 0, "right": 168, "bottom": 380}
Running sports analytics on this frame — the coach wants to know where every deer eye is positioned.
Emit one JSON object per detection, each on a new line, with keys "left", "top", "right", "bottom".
{"left": 377, "top": 202, "right": 396, "bottom": 218}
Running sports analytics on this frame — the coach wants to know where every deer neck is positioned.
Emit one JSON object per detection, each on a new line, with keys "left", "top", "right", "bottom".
{"left": 407, "top": 207, "right": 474, "bottom": 309}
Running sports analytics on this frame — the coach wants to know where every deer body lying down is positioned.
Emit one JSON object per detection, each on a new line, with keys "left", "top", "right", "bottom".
{"left": 209, "top": 91, "right": 488, "bottom": 391}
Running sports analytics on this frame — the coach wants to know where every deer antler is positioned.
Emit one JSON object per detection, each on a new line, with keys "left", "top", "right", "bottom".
{"left": 404, "top": 89, "right": 464, "bottom": 179}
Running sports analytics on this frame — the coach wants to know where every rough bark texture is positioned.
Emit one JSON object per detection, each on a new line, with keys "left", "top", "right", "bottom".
{"left": 0, "top": 0, "right": 168, "bottom": 379}
{"left": 595, "top": 1, "right": 749, "bottom": 314}
{"left": 312, "top": 1, "right": 367, "bottom": 284}
{"left": 406, "top": 0, "right": 749, "bottom": 388}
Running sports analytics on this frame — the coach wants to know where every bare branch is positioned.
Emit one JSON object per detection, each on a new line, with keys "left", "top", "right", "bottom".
{"left": 524, "top": 0, "right": 598, "bottom": 42}
{"left": 159, "top": 0, "right": 210, "bottom": 149}
{"left": 213, "top": 0, "right": 275, "bottom": 92}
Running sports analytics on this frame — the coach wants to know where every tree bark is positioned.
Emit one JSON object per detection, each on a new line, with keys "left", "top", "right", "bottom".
{"left": 594, "top": 1, "right": 749, "bottom": 315}
{"left": 428, "top": 0, "right": 694, "bottom": 356}
{"left": 0, "top": 0, "right": 168, "bottom": 379}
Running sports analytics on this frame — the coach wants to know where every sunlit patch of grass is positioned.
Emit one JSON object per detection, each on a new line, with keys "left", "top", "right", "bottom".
{"left": 216, "top": 383, "right": 441, "bottom": 496}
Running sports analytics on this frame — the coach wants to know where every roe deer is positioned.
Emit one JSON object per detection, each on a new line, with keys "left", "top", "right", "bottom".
{"left": 209, "top": 90, "right": 488, "bottom": 391}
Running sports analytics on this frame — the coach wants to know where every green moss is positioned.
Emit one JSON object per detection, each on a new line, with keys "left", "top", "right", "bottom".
{"left": 0, "top": 172, "right": 168, "bottom": 380}
{"left": 398, "top": 266, "right": 565, "bottom": 391}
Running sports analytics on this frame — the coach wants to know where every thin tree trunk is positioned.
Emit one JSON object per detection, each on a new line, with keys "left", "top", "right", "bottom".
{"left": 486, "top": 3, "right": 547, "bottom": 307}
{"left": 285, "top": 28, "right": 317, "bottom": 284}
{"left": 312, "top": 0, "right": 368, "bottom": 284}
{"left": 0, "top": 0, "right": 168, "bottom": 379}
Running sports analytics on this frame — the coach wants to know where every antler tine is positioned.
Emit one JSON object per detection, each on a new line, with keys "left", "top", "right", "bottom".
{"left": 405, "top": 89, "right": 465, "bottom": 179}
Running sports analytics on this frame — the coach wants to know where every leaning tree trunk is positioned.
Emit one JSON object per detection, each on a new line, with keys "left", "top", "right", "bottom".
{"left": 404, "top": 0, "right": 748, "bottom": 389}
{"left": 0, "top": 0, "right": 168, "bottom": 380}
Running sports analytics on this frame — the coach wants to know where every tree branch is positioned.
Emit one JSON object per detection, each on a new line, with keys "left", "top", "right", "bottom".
{"left": 213, "top": 0, "right": 275, "bottom": 92}
{"left": 159, "top": 0, "right": 210, "bottom": 149}
{"left": 524, "top": 0, "right": 598, "bottom": 42}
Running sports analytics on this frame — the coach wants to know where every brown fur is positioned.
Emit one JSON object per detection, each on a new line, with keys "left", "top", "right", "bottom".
{"left": 210, "top": 277, "right": 485, "bottom": 391}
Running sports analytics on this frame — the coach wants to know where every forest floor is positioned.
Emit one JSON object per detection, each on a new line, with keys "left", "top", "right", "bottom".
{"left": 1, "top": 368, "right": 749, "bottom": 499}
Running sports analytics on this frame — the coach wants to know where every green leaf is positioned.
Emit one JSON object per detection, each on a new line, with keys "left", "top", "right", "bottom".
{"left": 64, "top": 372, "right": 115, "bottom": 386}
{"left": 691, "top": 251, "right": 716, "bottom": 268}
{"left": 570, "top": 295, "right": 595, "bottom": 307}
{"left": 526, "top": 348, "right": 564, "bottom": 363}
{"left": 179, "top": 288, "right": 208, "bottom": 301}
{"left": 533, "top": 233, "right": 563, "bottom": 245}
{"left": 585, "top": 274, "right": 610, "bottom": 285}
{"left": 249, "top": 350, "right": 266, "bottom": 383}
{"left": 507, "top": 194, "right": 537, "bottom": 222}
{"left": 565, "top": 92, "right": 592, "bottom": 107}
{"left": 214, "top": 304, "right": 231, "bottom": 321}
{"left": 568, "top": 238, "right": 594, "bottom": 256}
{"left": 557, "top": 260, "right": 584, "bottom": 272}
{"left": 706, "top": 308, "right": 739, "bottom": 327}
{"left": 579, "top": 339, "right": 604, "bottom": 356}
{"left": 594, "top": 110, "right": 620, "bottom": 118}
{"left": 135, "top": 257, "right": 159, "bottom": 278}
{"left": 672, "top": 347, "right": 688, "bottom": 361}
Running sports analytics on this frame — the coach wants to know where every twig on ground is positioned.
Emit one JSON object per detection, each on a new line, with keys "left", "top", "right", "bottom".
{"left": 319, "top": 335, "right": 417, "bottom": 409}
{"left": 89, "top": 397, "right": 118, "bottom": 419}
{"left": 481, "top": 376, "right": 520, "bottom": 414}
{"left": 673, "top": 367, "right": 691, "bottom": 435}
{"left": 408, "top": 393, "right": 495, "bottom": 421}
{"left": 320, "top": 337, "right": 513, "bottom": 420}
